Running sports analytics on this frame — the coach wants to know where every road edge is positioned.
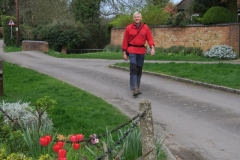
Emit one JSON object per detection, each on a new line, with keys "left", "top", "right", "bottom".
{"left": 108, "top": 64, "right": 240, "bottom": 95}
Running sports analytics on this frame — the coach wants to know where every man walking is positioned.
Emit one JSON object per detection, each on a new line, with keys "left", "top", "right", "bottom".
{"left": 122, "top": 11, "right": 155, "bottom": 97}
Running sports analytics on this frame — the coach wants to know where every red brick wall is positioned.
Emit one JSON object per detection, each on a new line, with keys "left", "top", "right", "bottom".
{"left": 111, "top": 24, "right": 239, "bottom": 55}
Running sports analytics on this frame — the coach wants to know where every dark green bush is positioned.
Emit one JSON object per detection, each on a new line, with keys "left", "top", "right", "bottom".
{"left": 201, "top": 6, "right": 236, "bottom": 25}
{"left": 166, "top": 11, "right": 188, "bottom": 26}
{"left": 1, "top": 16, "right": 16, "bottom": 46}
{"left": 20, "top": 24, "right": 34, "bottom": 41}
{"left": 32, "top": 22, "right": 89, "bottom": 51}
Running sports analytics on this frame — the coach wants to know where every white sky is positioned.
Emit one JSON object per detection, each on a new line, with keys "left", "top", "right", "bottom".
{"left": 172, "top": 0, "right": 181, "bottom": 4}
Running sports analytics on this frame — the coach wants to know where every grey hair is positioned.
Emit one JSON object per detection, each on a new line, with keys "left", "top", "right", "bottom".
{"left": 133, "top": 11, "right": 142, "bottom": 17}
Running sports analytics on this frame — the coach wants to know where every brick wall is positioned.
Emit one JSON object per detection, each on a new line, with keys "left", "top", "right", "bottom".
{"left": 22, "top": 40, "right": 49, "bottom": 52}
{"left": 111, "top": 24, "right": 240, "bottom": 56}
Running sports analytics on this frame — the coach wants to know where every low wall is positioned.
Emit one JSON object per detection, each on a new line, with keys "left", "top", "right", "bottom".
{"left": 111, "top": 23, "right": 240, "bottom": 56}
{"left": 22, "top": 40, "right": 49, "bottom": 52}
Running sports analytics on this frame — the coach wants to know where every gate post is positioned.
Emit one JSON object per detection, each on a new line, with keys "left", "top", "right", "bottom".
{"left": 0, "top": 59, "right": 3, "bottom": 96}
{"left": 139, "top": 99, "right": 157, "bottom": 160}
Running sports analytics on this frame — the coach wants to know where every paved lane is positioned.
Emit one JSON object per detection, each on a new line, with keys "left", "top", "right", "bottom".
{"left": 1, "top": 43, "right": 240, "bottom": 160}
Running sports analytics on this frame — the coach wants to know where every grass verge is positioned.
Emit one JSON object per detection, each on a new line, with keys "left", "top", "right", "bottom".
{"left": 45, "top": 49, "right": 223, "bottom": 61}
{"left": 3, "top": 45, "right": 22, "bottom": 52}
{"left": 115, "top": 62, "right": 240, "bottom": 90}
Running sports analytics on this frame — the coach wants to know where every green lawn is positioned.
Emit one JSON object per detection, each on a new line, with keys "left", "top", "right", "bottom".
{"left": 115, "top": 62, "right": 240, "bottom": 90}
{"left": 0, "top": 62, "right": 130, "bottom": 135}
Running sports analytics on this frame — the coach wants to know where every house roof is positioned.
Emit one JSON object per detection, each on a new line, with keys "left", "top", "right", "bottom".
{"left": 176, "top": 0, "right": 194, "bottom": 11}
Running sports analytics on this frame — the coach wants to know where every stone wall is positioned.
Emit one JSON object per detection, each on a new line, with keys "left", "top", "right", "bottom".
{"left": 111, "top": 23, "right": 240, "bottom": 56}
{"left": 22, "top": 40, "right": 49, "bottom": 52}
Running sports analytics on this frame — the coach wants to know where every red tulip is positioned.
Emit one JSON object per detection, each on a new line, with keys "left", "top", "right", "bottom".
{"left": 70, "top": 135, "right": 77, "bottom": 143}
{"left": 76, "top": 134, "right": 84, "bottom": 142}
{"left": 53, "top": 144, "right": 62, "bottom": 153}
{"left": 56, "top": 141, "right": 65, "bottom": 148}
{"left": 58, "top": 149, "right": 67, "bottom": 158}
{"left": 44, "top": 135, "right": 52, "bottom": 144}
{"left": 58, "top": 158, "right": 68, "bottom": 160}
{"left": 39, "top": 137, "right": 48, "bottom": 146}
{"left": 72, "top": 143, "right": 80, "bottom": 150}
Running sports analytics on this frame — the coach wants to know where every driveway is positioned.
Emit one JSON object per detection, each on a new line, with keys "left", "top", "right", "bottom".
{"left": 1, "top": 41, "right": 240, "bottom": 160}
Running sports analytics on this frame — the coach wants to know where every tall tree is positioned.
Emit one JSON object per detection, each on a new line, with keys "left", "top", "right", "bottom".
{"left": 20, "top": 0, "right": 73, "bottom": 26}
{"left": 71, "top": 0, "right": 101, "bottom": 22}
{"left": 100, "top": 0, "right": 169, "bottom": 18}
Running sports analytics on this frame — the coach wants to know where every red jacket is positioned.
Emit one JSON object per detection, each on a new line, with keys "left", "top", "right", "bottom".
{"left": 122, "top": 22, "right": 155, "bottom": 54}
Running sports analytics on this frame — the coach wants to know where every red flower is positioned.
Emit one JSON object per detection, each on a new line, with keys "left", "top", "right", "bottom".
{"left": 70, "top": 135, "right": 77, "bottom": 143}
{"left": 44, "top": 135, "right": 52, "bottom": 144}
{"left": 56, "top": 141, "right": 65, "bottom": 148}
{"left": 53, "top": 143, "right": 62, "bottom": 153}
{"left": 39, "top": 137, "right": 48, "bottom": 146}
{"left": 76, "top": 134, "right": 84, "bottom": 142}
{"left": 58, "top": 149, "right": 67, "bottom": 158}
{"left": 58, "top": 158, "right": 68, "bottom": 160}
{"left": 72, "top": 143, "right": 80, "bottom": 150}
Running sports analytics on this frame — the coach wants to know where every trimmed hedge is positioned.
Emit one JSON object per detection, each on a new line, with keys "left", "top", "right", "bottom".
{"left": 201, "top": 6, "right": 236, "bottom": 25}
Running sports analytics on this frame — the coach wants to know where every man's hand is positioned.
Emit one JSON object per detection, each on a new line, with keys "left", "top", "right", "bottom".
{"left": 151, "top": 47, "right": 155, "bottom": 56}
{"left": 123, "top": 51, "right": 128, "bottom": 61}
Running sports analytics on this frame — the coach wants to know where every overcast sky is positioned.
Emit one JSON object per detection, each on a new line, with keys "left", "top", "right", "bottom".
{"left": 172, "top": 0, "right": 181, "bottom": 4}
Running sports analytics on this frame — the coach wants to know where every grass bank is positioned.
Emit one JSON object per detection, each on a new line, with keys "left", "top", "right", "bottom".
{"left": 115, "top": 62, "right": 240, "bottom": 90}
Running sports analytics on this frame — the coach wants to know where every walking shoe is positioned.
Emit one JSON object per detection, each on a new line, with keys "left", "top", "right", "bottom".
{"left": 138, "top": 90, "right": 142, "bottom": 95}
{"left": 133, "top": 88, "right": 138, "bottom": 98}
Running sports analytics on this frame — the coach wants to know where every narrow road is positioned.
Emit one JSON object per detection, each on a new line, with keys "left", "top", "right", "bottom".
{"left": 1, "top": 41, "right": 240, "bottom": 160}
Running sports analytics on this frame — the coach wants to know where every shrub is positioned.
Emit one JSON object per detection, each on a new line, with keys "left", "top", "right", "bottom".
{"left": 104, "top": 44, "right": 122, "bottom": 52}
{"left": 156, "top": 45, "right": 203, "bottom": 56}
{"left": 0, "top": 101, "right": 53, "bottom": 130}
{"left": 166, "top": 11, "right": 188, "bottom": 26}
{"left": 1, "top": 15, "right": 16, "bottom": 46}
{"left": 141, "top": 4, "right": 170, "bottom": 26}
{"left": 203, "top": 45, "right": 237, "bottom": 59}
{"left": 20, "top": 24, "right": 34, "bottom": 41}
{"left": 109, "top": 4, "right": 169, "bottom": 27}
{"left": 201, "top": 6, "right": 236, "bottom": 25}
{"left": 33, "top": 22, "right": 88, "bottom": 51}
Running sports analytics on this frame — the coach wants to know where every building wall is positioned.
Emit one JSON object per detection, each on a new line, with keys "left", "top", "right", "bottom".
{"left": 111, "top": 24, "right": 240, "bottom": 55}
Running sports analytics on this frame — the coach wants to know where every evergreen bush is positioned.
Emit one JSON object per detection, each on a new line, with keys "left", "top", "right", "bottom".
{"left": 32, "top": 23, "right": 88, "bottom": 51}
{"left": 1, "top": 16, "right": 16, "bottom": 46}
{"left": 203, "top": 45, "right": 237, "bottom": 59}
{"left": 201, "top": 6, "right": 236, "bottom": 25}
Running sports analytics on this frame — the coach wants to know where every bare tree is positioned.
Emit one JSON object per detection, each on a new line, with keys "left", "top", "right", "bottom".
{"left": 100, "top": 0, "right": 148, "bottom": 17}
{"left": 20, "top": 0, "right": 74, "bottom": 26}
